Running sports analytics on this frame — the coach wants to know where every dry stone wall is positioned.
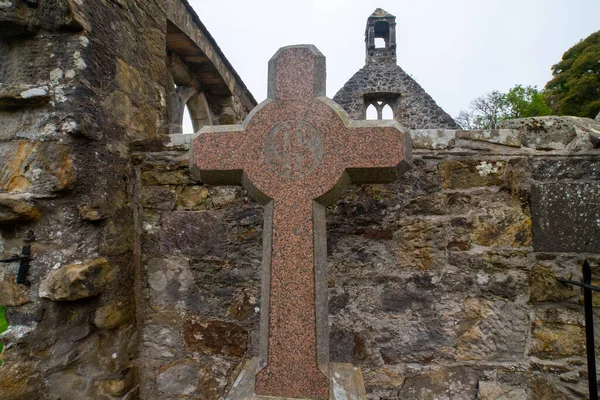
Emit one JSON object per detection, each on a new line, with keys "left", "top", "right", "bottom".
{"left": 138, "top": 116, "right": 599, "bottom": 399}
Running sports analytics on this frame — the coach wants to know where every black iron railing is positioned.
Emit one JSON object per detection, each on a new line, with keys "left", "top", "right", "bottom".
{"left": 559, "top": 260, "right": 598, "bottom": 400}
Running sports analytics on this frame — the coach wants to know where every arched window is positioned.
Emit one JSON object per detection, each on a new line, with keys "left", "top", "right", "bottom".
{"left": 182, "top": 104, "right": 194, "bottom": 133}
{"left": 374, "top": 37, "right": 385, "bottom": 49}
{"left": 366, "top": 103, "right": 378, "bottom": 120}
{"left": 363, "top": 93, "right": 400, "bottom": 121}
{"left": 382, "top": 104, "right": 394, "bottom": 119}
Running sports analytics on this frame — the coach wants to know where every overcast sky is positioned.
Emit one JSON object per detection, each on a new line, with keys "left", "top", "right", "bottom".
{"left": 184, "top": 0, "right": 599, "bottom": 131}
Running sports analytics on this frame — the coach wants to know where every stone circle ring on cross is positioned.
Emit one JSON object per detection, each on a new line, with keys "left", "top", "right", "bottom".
{"left": 264, "top": 119, "right": 324, "bottom": 179}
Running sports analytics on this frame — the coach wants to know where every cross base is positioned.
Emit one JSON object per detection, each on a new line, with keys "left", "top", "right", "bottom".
{"left": 226, "top": 358, "right": 367, "bottom": 400}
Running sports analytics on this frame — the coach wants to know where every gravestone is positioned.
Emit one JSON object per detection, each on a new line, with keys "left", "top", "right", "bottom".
{"left": 191, "top": 45, "right": 411, "bottom": 399}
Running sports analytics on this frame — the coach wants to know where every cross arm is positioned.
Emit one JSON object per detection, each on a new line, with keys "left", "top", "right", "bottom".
{"left": 190, "top": 124, "right": 248, "bottom": 185}
{"left": 343, "top": 120, "right": 412, "bottom": 184}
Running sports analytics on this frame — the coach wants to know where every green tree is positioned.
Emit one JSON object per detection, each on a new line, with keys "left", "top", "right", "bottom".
{"left": 456, "top": 85, "right": 551, "bottom": 130}
{"left": 501, "top": 85, "right": 552, "bottom": 119}
{"left": 545, "top": 30, "right": 600, "bottom": 118}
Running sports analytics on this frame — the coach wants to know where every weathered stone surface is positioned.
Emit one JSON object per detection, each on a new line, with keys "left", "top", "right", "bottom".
{"left": 156, "top": 360, "right": 217, "bottom": 398}
{"left": 39, "top": 258, "right": 114, "bottom": 301}
{"left": 499, "top": 116, "right": 586, "bottom": 150}
{"left": 477, "top": 381, "right": 527, "bottom": 399}
{"left": 92, "top": 298, "right": 134, "bottom": 330}
{"left": 400, "top": 367, "right": 478, "bottom": 399}
{"left": 146, "top": 257, "right": 198, "bottom": 309}
{"left": 177, "top": 185, "right": 210, "bottom": 210}
{"left": 532, "top": 157, "right": 600, "bottom": 181}
{"left": 142, "top": 169, "right": 189, "bottom": 185}
{"left": 100, "top": 214, "right": 134, "bottom": 255}
{"left": 142, "top": 185, "right": 176, "bottom": 210}
{"left": 529, "top": 265, "right": 576, "bottom": 303}
{"left": 159, "top": 211, "right": 226, "bottom": 258}
{"left": 183, "top": 315, "right": 248, "bottom": 357}
{"left": 0, "top": 141, "right": 75, "bottom": 194}
{"left": 0, "top": 361, "right": 41, "bottom": 399}
{"left": 0, "top": 195, "right": 40, "bottom": 223}
{"left": 439, "top": 160, "right": 505, "bottom": 189}
{"left": 410, "top": 129, "right": 455, "bottom": 149}
{"left": 0, "top": 276, "right": 31, "bottom": 306}
{"left": 456, "top": 128, "right": 522, "bottom": 147}
{"left": 457, "top": 298, "right": 528, "bottom": 361}
{"left": 530, "top": 308, "right": 586, "bottom": 358}
{"left": 77, "top": 203, "right": 106, "bottom": 221}
{"left": 471, "top": 204, "right": 531, "bottom": 248}
{"left": 530, "top": 377, "right": 571, "bottom": 400}
{"left": 531, "top": 182, "right": 600, "bottom": 252}
{"left": 102, "top": 369, "right": 135, "bottom": 397}
{"left": 0, "top": 85, "right": 50, "bottom": 107}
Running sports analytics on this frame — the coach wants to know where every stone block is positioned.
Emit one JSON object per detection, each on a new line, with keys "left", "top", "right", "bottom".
{"left": 532, "top": 157, "right": 600, "bottom": 181}
{"left": 400, "top": 366, "right": 478, "bottom": 399}
{"left": 100, "top": 215, "right": 134, "bottom": 255}
{"left": 177, "top": 185, "right": 209, "bottom": 210}
{"left": 529, "top": 377, "right": 571, "bottom": 400}
{"left": 116, "top": 59, "right": 144, "bottom": 102}
{"left": 0, "top": 361, "right": 41, "bottom": 399}
{"left": 477, "top": 381, "right": 527, "bottom": 399}
{"left": 142, "top": 169, "right": 189, "bottom": 185}
{"left": 0, "top": 1, "right": 41, "bottom": 37}
{"left": 0, "top": 194, "right": 40, "bottom": 224}
{"left": 39, "top": 257, "right": 114, "bottom": 301}
{"left": 183, "top": 316, "right": 248, "bottom": 357}
{"left": 456, "top": 129, "right": 521, "bottom": 147}
{"left": 410, "top": 129, "right": 455, "bottom": 149}
{"left": 529, "top": 265, "right": 576, "bottom": 303}
{"left": 92, "top": 298, "right": 134, "bottom": 330}
{"left": 439, "top": 160, "right": 505, "bottom": 189}
{"left": 457, "top": 299, "right": 528, "bottom": 361}
{"left": 471, "top": 204, "right": 531, "bottom": 248}
{"left": 530, "top": 308, "right": 586, "bottom": 359}
{"left": 159, "top": 211, "right": 226, "bottom": 258}
{"left": 531, "top": 182, "right": 600, "bottom": 252}
{"left": 0, "top": 274, "right": 31, "bottom": 306}
{"left": 146, "top": 257, "right": 197, "bottom": 309}
{"left": 141, "top": 186, "right": 176, "bottom": 210}
{"left": 0, "top": 140, "right": 75, "bottom": 195}
{"left": 499, "top": 116, "right": 581, "bottom": 150}
{"left": 156, "top": 360, "right": 218, "bottom": 398}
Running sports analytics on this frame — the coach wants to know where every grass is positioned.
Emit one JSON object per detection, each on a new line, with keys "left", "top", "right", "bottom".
{"left": 0, "top": 306, "right": 7, "bottom": 364}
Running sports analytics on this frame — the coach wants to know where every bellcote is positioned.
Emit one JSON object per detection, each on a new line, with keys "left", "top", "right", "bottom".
{"left": 365, "top": 8, "right": 397, "bottom": 63}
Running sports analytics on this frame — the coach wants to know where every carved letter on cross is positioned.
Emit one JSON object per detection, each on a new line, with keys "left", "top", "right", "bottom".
{"left": 191, "top": 45, "right": 411, "bottom": 399}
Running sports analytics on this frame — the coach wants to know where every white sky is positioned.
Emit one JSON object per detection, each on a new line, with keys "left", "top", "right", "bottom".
{"left": 183, "top": 0, "right": 599, "bottom": 131}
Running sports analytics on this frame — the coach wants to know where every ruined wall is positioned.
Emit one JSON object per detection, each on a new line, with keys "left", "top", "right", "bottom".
{"left": 0, "top": 1, "right": 252, "bottom": 399}
{"left": 0, "top": 1, "right": 168, "bottom": 398}
{"left": 137, "top": 116, "right": 599, "bottom": 399}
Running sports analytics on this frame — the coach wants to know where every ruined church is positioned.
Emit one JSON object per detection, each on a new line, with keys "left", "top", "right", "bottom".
{"left": 1, "top": 1, "right": 599, "bottom": 399}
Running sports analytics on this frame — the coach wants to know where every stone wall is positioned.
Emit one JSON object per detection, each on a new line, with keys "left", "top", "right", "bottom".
{"left": 136, "top": 116, "right": 599, "bottom": 399}
{"left": 0, "top": 1, "right": 252, "bottom": 399}
{"left": 1, "top": 2, "right": 599, "bottom": 400}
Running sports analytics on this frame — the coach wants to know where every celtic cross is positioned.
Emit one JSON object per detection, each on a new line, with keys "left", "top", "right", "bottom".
{"left": 191, "top": 45, "right": 411, "bottom": 399}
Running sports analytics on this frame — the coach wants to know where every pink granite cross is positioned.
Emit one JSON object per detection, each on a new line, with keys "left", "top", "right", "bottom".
{"left": 191, "top": 45, "right": 411, "bottom": 400}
